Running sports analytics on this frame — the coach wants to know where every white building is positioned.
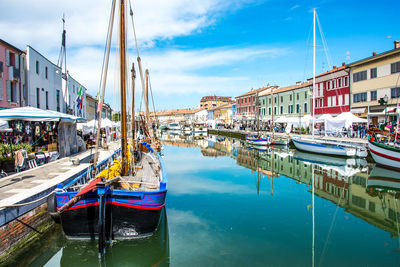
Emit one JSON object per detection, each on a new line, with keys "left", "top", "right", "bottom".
{"left": 26, "top": 46, "right": 64, "bottom": 112}
{"left": 63, "top": 72, "right": 87, "bottom": 118}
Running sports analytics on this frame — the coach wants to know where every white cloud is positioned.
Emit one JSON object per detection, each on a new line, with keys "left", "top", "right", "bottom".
{"left": 0, "top": 0, "right": 289, "bottom": 108}
{"left": 290, "top": 4, "right": 300, "bottom": 11}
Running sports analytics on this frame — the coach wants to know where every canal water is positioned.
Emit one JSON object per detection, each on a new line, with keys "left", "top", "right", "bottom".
{"left": 7, "top": 133, "right": 400, "bottom": 266}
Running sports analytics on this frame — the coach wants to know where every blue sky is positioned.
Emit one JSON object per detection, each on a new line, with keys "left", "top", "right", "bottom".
{"left": 1, "top": 0, "right": 399, "bottom": 111}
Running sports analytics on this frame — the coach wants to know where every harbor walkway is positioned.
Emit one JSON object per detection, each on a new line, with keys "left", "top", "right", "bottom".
{"left": 0, "top": 142, "right": 120, "bottom": 226}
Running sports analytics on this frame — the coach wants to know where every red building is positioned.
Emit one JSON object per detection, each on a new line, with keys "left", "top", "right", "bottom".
{"left": 235, "top": 85, "right": 277, "bottom": 120}
{"left": 312, "top": 63, "right": 350, "bottom": 116}
{"left": 0, "top": 39, "right": 24, "bottom": 109}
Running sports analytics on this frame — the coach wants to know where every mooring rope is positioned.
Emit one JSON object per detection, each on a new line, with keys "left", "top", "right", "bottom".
{"left": 0, "top": 189, "right": 55, "bottom": 210}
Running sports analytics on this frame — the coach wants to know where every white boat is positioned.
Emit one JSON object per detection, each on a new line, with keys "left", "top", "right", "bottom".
{"left": 292, "top": 136, "right": 367, "bottom": 157}
{"left": 167, "top": 122, "right": 181, "bottom": 130}
{"left": 193, "top": 123, "right": 207, "bottom": 133}
{"left": 368, "top": 138, "right": 400, "bottom": 170}
{"left": 271, "top": 138, "right": 289, "bottom": 146}
{"left": 245, "top": 135, "right": 271, "bottom": 146}
{"left": 292, "top": 10, "right": 367, "bottom": 158}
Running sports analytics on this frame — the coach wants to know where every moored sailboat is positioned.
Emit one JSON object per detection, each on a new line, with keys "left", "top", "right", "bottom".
{"left": 291, "top": 9, "right": 367, "bottom": 158}
{"left": 368, "top": 136, "right": 400, "bottom": 170}
{"left": 51, "top": 0, "right": 168, "bottom": 256}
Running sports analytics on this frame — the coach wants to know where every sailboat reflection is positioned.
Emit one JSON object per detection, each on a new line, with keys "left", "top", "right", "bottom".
{"left": 59, "top": 207, "right": 169, "bottom": 266}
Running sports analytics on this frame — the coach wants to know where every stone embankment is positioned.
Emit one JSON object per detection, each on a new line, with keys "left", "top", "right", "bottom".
{"left": 0, "top": 142, "right": 119, "bottom": 263}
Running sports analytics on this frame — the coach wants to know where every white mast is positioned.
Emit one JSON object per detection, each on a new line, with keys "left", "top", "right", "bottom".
{"left": 312, "top": 8, "right": 316, "bottom": 139}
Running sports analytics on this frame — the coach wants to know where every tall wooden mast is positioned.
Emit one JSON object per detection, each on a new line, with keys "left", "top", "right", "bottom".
{"left": 131, "top": 63, "right": 136, "bottom": 140}
{"left": 145, "top": 69, "right": 151, "bottom": 139}
{"left": 120, "top": 0, "right": 128, "bottom": 176}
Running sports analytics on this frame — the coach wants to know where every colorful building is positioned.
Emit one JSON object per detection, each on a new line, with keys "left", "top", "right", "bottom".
{"left": 200, "top": 96, "right": 232, "bottom": 110}
{"left": 312, "top": 63, "right": 350, "bottom": 116}
{"left": 26, "top": 45, "right": 63, "bottom": 112}
{"left": 236, "top": 85, "right": 278, "bottom": 121}
{"left": 258, "top": 82, "right": 311, "bottom": 121}
{"left": 0, "top": 39, "right": 25, "bottom": 109}
{"left": 348, "top": 41, "right": 400, "bottom": 124}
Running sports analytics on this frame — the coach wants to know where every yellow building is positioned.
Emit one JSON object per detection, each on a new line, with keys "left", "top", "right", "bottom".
{"left": 209, "top": 103, "right": 233, "bottom": 124}
{"left": 200, "top": 96, "right": 232, "bottom": 110}
{"left": 349, "top": 41, "right": 400, "bottom": 124}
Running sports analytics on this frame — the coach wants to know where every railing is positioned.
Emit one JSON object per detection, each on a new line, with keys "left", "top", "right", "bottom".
{"left": 60, "top": 148, "right": 122, "bottom": 190}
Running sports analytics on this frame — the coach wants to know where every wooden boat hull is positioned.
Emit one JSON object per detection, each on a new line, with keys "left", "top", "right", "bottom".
{"left": 368, "top": 139, "right": 400, "bottom": 170}
{"left": 292, "top": 136, "right": 356, "bottom": 157}
{"left": 271, "top": 139, "right": 289, "bottom": 146}
{"left": 57, "top": 189, "right": 166, "bottom": 239}
{"left": 245, "top": 135, "right": 271, "bottom": 146}
{"left": 55, "top": 145, "right": 168, "bottom": 240}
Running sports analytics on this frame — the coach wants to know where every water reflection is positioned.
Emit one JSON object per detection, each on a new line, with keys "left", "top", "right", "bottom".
{"left": 25, "top": 208, "right": 169, "bottom": 266}
{"left": 160, "top": 131, "right": 400, "bottom": 239}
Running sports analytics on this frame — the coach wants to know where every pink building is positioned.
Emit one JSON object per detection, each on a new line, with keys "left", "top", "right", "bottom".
{"left": 0, "top": 39, "right": 24, "bottom": 109}
{"left": 313, "top": 63, "right": 350, "bottom": 116}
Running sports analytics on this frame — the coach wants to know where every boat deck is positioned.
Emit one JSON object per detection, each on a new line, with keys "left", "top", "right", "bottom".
{"left": 117, "top": 152, "right": 161, "bottom": 191}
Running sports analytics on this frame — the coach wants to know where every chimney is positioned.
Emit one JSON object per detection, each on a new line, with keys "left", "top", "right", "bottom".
{"left": 296, "top": 81, "right": 301, "bottom": 85}
{"left": 342, "top": 62, "right": 345, "bottom": 66}
{"left": 395, "top": 40, "right": 400, "bottom": 49}
{"left": 333, "top": 66, "right": 336, "bottom": 69}
{"left": 372, "top": 52, "right": 377, "bottom": 56}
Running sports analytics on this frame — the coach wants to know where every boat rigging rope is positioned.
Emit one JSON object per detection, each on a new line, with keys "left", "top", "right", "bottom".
{"left": 93, "top": 0, "right": 116, "bottom": 169}
{"left": 0, "top": 189, "right": 55, "bottom": 210}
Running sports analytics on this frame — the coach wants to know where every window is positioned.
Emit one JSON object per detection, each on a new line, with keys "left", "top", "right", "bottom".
{"left": 288, "top": 105, "right": 293, "bottom": 114}
{"left": 36, "top": 88, "right": 40, "bottom": 108}
{"left": 338, "top": 79, "right": 342, "bottom": 88}
{"left": 280, "top": 106, "right": 283, "bottom": 114}
{"left": 289, "top": 94, "right": 292, "bottom": 101}
{"left": 370, "top": 90, "right": 377, "bottom": 101}
{"left": 297, "top": 93, "right": 299, "bottom": 100}
{"left": 36, "top": 61, "right": 39, "bottom": 74}
{"left": 268, "top": 107, "right": 271, "bottom": 115}
{"left": 353, "top": 71, "right": 367, "bottom": 82}
{"left": 392, "top": 87, "right": 400, "bottom": 99}
{"left": 338, "top": 94, "right": 343, "bottom": 106}
{"left": 45, "top": 67, "right": 48, "bottom": 79}
{"left": 344, "top": 76, "right": 349, "bottom": 86}
{"left": 274, "top": 97, "right": 277, "bottom": 103}
{"left": 344, "top": 94, "right": 349, "bottom": 105}
{"left": 268, "top": 98, "right": 271, "bottom": 104}
{"left": 304, "top": 103, "right": 308, "bottom": 113}
{"left": 370, "top": 68, "right": 377, "bottom": 79}
{"left": 305, "top": 91, "right": 307, "bottom": 99}
{"left": 391, "top": 61, "right": 400, "bottom": 74}
{"left": 296, "top": 104, "right": 300, "bottom": 113}
{"left": 281, "top": 96, "right": 283, "bottom": 102}
{"left": 353, "top": 92, "right": 367, "bottom": 103}
{"left": 56, "top": 90, "right": 60, "bottom": 111}
{"left": 332, "top": 96, "right": 336, "bottom": 106}
{"left": 0, "top": 61, "right": 3, "bottom": 74}
{"left": 46, "top": 91, "right": 49, "bottom": 109}
{"left": 328, "top": 96, "right": 332, "bottom": 107}
{"left": 274, "top": 107, "right": 277, "bottom": 115}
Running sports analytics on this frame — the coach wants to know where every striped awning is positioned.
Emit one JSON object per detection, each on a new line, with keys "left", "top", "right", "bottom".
{"left": 0, "top": 107, "right": 85, "bottom": 122}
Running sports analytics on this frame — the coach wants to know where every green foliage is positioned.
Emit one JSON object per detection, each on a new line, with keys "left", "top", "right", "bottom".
{"left": 0, "top": 142, "right": 33, "bottom": 157}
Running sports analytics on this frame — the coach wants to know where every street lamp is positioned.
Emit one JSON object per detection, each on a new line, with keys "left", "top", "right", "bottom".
{"left": 384, "top": 94, "right": 389, "bottom": 124}
{"left": 379, "top": 95, "right": 389, "bottom": 124}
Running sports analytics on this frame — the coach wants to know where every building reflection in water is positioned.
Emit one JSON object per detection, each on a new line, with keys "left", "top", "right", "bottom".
{"left": 160, "top": 131, "right": 400, "bottom": 238}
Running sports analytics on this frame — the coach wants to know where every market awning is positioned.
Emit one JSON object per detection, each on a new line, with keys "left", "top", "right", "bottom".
{"left": 0, "top": 107, "right": 85, "bottom": 122}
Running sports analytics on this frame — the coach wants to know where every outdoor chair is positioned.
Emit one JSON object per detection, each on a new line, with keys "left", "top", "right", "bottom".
{"left": 14, "top": 149, "right": 28, "bottom": 172}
